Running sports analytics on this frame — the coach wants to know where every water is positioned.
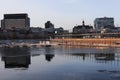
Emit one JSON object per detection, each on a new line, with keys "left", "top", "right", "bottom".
{"left": 0, "top": 44, "right": 120, "bottom": 80}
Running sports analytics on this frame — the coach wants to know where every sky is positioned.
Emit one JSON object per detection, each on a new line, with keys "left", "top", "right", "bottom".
{"left": 0, "top": 0, "right": 120, "bottom": 30}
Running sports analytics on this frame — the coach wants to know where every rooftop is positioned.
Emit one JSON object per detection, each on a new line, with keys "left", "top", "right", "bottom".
{"left": 4, "top": 13, "right": 28, "bottom": 19}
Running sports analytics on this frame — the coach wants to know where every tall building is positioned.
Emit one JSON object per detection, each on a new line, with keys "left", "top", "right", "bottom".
{"left": 45, "top": 21, "right": 55, "bottom": 33}
{"left": 45, "top": 21, "right": 54, "bottom": 29}
{"left": 44, "top": 21, "right": 55, "bottom": 38}
{"left": 94, "top": 17, "right": 114, "bottom": 30}
{"left": 1, "top": 13, "right": 30, "bottom": 31}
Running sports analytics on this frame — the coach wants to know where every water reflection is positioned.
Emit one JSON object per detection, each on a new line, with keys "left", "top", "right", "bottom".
{"left": 2, "top": 55, "right": 31, "bottom": 68}
{"left": 0, "top": 46, "right": 30, "bottom": 56}
{"left": 71, "top": 53, "right": 86, "bottom": 60}
{"left": 0, "top": 46, "right": 120, "bottom": 80}
{"left": 0, "top": 47, "right": 31, "bottom": 68}
{"left": 0, "top": 46, "right": 119, "bottom": 68}
{"left": 71, "top": 53, "right": 115, "bottom": 61}
{"left": 45, "top": 54, "right": 55, "bottom": 62}
{"left": 95, "top": 53, "right": 115, "bottom": 61}
{"left": 70, "top": 53, "right": 119, "bottom": 64}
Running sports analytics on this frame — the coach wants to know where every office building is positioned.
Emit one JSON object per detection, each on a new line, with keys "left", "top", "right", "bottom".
{"left": 94, "top": 17, "right": 114, "bottom": 30}
{"left": 1, "top": 13, "right": 30, "bottom": 31}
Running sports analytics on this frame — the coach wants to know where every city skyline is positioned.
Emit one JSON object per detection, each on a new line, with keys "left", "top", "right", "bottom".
{"left": 0, "top": 0, "right": 120, "bottom": 30}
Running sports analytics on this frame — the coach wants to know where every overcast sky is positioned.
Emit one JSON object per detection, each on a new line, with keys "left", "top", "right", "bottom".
{"left": 0, "top": 0, "right": 120, "bottom": 30}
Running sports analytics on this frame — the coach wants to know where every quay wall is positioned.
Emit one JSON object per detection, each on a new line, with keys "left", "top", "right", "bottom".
{"left": 51, "top": 38, "right": 120, "bottom": 47}
{"left": 0, "top": 32, "right": 49, "bottom": 39}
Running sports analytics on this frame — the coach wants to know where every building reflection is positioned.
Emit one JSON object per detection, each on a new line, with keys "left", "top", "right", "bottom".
{"left": 45, "top": 54, "right": 55, "bottom": 62}
{"left": 71, "top": 53, "right": 86, "bottom": 60}
{"left": 1, "top": 47, "right": 31, "bottom": 68}
{"left": 95, "top": 53, "right": 115, "bottom": 61}
{"left": 44, "top": 47, "right": 55, "bottom": 62}
{"left": 71, "top": 53, "right": 116, "bottom": 63}
{"left": 44, "top": 47, "right": 55, "bottom": 54}
{"left": 2, "top": 55, "right": 31, "bottom": 68}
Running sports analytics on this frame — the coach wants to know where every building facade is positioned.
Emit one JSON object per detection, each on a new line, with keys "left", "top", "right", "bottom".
{"left": 1, "top": 13, "right": 30, "bottom": 31}
{"left": 55, "top": 27, "right": 64, "bottom": 35}
{"left": 45, "top": 21, "right": 54, "bottom": 29}
{"left": 73, "top": 21, "right": 93, "bottom": 34}
{"left": 94, "top": 17, "right": 114, "bottom": 31}
{"left": 44, "top": 21, "right": 55, "bottom": 38}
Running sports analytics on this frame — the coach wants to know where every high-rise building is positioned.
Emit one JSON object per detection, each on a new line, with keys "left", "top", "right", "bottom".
{"left": 1, "top": 13, "right": 30, "bottom": 31}
{"left": 94, "top": 17, "right": 114, "bottom": 30}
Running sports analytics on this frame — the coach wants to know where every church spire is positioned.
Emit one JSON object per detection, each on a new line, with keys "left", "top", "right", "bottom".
{"left": 82, "top": 20, "right": 85, "bottom": 26}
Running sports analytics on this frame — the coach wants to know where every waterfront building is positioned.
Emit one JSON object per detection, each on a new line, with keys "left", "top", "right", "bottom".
{"left": 1, "top": 20, "right": 4, "bottom": 30}
{"left": 94, "top": 17, "right": 114, "bottom": 31}
{"left": 101, "top": 27, "right": 120, "bottom": 33}
{"left": 30, "top": 27, "right": 43, "bottom": 33}
{"left": 63, "top": 30, "right": 69, "bottom": 34}
{"left": 55, "top": 27, "right": 64, "bottom": 35}
{"left": 73, "top": 20, "right": 93, "bottom": 34}
{"left": 45, "top": 21, "right": 55, "bottom": 38}
{"left": 1, "top": 13, "right": 30, "bottom": 31}
{"left": 45, "top": 21, "right": 54, "bottom": 29}
{"left": 45, "top": 21, "right": 55, "bottom": 33}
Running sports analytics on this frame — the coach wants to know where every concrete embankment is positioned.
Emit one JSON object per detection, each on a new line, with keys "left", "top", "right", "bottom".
{"left": 0, "top": 41, "right": 57, "bottom": 48}
{"left": 51, "top": 38, "right": 120, "bottom": 47}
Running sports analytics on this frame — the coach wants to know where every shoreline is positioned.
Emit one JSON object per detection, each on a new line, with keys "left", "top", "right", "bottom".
{"left": 51, "top": 38, "right": 120, "bottom": 48}
{"left": 1, "top": 38, "right": 120, "bottom": 48}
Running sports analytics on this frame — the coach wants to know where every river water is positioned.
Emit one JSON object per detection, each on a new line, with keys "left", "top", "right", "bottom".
{"left": 0, "top": 41, "right": 120, "bottom": 80}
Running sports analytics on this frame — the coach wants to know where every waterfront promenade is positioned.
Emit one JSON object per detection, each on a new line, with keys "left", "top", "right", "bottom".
{"left": 51, "top": 38, "right": 120, "bottom": 47}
